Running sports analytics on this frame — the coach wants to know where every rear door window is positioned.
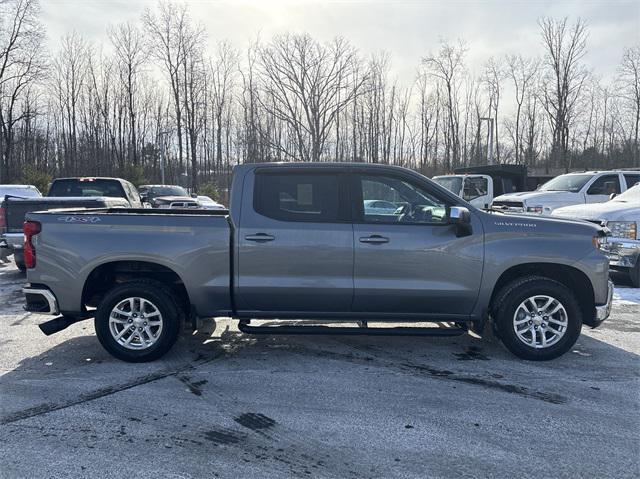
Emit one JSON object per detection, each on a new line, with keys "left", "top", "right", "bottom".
{"left": 624, "top": 174, "right": 640, "bottom": 189}
{"left": 254, "top": 172, "right": 342, "bottom": 222}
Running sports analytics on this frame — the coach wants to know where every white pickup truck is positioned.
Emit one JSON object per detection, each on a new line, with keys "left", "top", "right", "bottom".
{"left": 492, "top": 171, "right": 640, "bottom": 215}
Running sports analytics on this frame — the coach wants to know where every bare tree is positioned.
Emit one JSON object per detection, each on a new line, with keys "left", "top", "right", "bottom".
{"left": 422, "top": 40, "right": 466, "bottom": 169}
{"left": 539, "top": 17, "right": 589, "bottom": 171}
{"left": 109, "top": 21, "right": 146, "bottom": 166}
{"left": 0, "top": 0, "right": 45, "bottom": 181}
{"left": 258, "top": 33, "right": 366, "bottom": 162}
{"left": 142, "top": 1, "right": 189, "bottom": 174}
{"left": 506, "top": 54, "right": 539, "bottom": 163}
{"left": 52, "top": 32, "right": 88, "bottom": 175}
{"left": 618, "top": 45, "right": 640, "bottom": 166}
{"left": 483, "top": 57, "right": 504, "bottom": 162}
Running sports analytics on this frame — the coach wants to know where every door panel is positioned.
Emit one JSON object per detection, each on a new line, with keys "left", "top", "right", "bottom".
{"left": 236, "top": 169, "right": 353, "bottom": 314}
{"left": 352, "top": 173, "right": 484, "bottom": 316}
{"left": 353, "top": 223, "right": 483, "bottom": 315}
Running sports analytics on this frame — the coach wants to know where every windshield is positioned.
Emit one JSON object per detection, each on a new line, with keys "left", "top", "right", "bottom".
{"left": 433, "top": 176, "right": 462, "bottom": 194}
{"left": 539, "top": 174, "right": 592, "bottom": 192}
{"left": 612, "top": 184, "right": 640, "bottom": 203}
{"left": 48, "top": 179, "right": 126, "bottom": 198}
{"left": 147, "top": 186, "right": 188, "bottom": 198}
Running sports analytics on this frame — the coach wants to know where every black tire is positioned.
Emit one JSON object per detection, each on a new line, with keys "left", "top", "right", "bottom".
{"left": 95, "top": 280, "right": 181, "bottom": 362}
{"left": 14, "top": 252, "right": 26, "bottom": 272}
{"left": 492, "top": 276, "right": 582, "bottom": 361}
{"left": 629, "top": 262, "right": 640, "bottom": 288}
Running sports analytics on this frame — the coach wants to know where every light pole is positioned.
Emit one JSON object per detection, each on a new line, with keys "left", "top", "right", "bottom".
{"left": 480, "top": 117, "right": 494, "bottom": 165}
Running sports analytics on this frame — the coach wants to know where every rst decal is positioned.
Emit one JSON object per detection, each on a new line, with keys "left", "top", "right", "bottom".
{"left": 57, "top": 216, "right": 102, "bottom": 223}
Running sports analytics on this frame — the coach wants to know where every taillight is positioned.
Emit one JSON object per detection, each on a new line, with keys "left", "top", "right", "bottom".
{"left": 23, "top": 220, "right": 41, "bottom": 269}
{"left": 0, "top": 206, "right": 6, "bottom": 232}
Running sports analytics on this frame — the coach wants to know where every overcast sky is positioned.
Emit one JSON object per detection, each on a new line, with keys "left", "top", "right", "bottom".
{"left": 41, "top": 0, "right": 639, "bottom": 83}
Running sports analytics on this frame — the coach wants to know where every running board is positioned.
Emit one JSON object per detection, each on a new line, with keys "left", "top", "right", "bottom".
{"left": 238, "top": 321, "right": 467, "bottom": 336}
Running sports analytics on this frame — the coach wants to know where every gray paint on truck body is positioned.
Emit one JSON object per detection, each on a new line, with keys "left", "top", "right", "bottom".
{"left": 26, "top": 163, "right": 609, "bottom": 325}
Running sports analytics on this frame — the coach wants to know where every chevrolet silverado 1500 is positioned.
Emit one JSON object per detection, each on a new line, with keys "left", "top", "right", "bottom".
{"left": 22, "top": 163, "right": 613, "bottom": 362}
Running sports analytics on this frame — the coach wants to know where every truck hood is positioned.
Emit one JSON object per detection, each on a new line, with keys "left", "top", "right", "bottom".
{"left": 551, "top": 201, "right": 640, "bottom": 222}
{"left": 153, "top": 196, "right": 196, "bottom": 203}
{"left": 493, "top": 190, "right": 579, "bottom": 205}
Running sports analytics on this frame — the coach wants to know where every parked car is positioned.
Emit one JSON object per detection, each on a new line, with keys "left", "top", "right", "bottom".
{"left": 138, "top": 185, "right": 199, "bottom": 209}
{"left": 1, "top": 177, "right": 137, "bottom": 271}
{"left": 196, "top": 196, "right": 226, "bottom": 210}
{"left": 23, "top": 162, "right": 612, "bottom": 363}
{"left": 363, "top": 200, "right": 399, "bottom": 216}
{"left": 0, "top": 184, "right": 42, "bottom": 199}
{"left": 552, "top": 184, "right": 640, "bottom": 287}
{"left": 492, "top": 170, "right": 640, "bottom": 215}
{"left": 1, "top": 185, "right": 42, "bottom": 263}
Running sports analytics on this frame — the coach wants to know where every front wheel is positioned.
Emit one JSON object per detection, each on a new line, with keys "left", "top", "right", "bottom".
{"left": 493, "top": 277, "right": 582, "bottom": 361}
{"left": 95, "top": 281, "right": 181, "bottom": 362}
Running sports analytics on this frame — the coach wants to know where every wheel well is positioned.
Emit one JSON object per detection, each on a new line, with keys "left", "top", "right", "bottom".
{"left": 82, "top": 261, "right": 190, "bottom": 316}
{"left": 490, "top": 263, "right": 595, "bottom": 324}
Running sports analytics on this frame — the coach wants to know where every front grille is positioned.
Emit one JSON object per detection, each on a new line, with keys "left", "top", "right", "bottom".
{"left": 492, "top": 200, "right": 524, "bottom": 212}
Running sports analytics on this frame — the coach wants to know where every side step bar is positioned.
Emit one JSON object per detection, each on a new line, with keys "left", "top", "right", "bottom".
{"left": 39, "top": 312, "right": 95, "bottom": 336}
{"left": 238, "top": 320, "right": 467, "bottom": 337}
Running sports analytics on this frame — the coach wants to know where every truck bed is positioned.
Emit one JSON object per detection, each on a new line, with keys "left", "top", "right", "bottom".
{"left": 25, "top": 208, "right": 232, "bottom": 317}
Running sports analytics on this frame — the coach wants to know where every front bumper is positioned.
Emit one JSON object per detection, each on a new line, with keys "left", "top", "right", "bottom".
{"left": 594, "top": 280, "right": 614, "bottom": 325}
{"left": 601, "top": 237, "right": 640, "bottom": 270}
{"left": 23, "top": 286, "right": 59, "bottom": 315}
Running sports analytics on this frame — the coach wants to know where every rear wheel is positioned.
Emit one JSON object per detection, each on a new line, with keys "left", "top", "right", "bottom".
{"left": 492, "top": 276, "right": 582, "bottom": 361}
{"left": 95, "top": 281, "right": 181, "bottom": 362}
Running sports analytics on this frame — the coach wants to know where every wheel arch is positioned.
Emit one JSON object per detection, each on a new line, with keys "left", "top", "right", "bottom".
{"left": 489, "top": 262, "right": 596, "bottom": 326}
{"left": 82, "top": 260, "right": 191, "bottom": 317}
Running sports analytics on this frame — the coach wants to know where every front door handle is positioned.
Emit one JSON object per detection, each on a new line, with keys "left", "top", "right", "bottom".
{"left": 359, "top": 235, "right": 389, "bottom": 244}
{"left": 245, "top": 233, "right": 275, "bottom": 242}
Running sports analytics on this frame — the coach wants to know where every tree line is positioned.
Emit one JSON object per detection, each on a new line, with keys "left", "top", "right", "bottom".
{"left": 1, "top": 0, "right": 639, "bottom": 200}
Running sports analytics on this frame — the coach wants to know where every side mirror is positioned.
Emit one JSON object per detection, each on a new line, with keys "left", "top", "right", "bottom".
{"left": 609, "top": 193, "right": 617, "bottom": 200}
{"left": 449, "top": 206, "right": 472, "bottom": 237}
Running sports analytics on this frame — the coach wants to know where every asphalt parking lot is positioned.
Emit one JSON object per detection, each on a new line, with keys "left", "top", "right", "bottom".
{"left": 0, "top": 262, "right": 638, "bottom": 479}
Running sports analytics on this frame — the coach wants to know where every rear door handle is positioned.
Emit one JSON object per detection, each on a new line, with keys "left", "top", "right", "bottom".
{"left": 245, "top": 233, "right": 275, "bottom": 242}
{"left": 359, "top": 235, "right": 389, "bottom": 244}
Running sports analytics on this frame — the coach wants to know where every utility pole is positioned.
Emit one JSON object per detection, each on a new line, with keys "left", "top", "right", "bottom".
{"left": 480, "top": 117, "right": 494, "bottom": 165}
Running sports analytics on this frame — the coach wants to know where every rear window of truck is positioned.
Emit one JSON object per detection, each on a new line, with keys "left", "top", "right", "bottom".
{"left": 48, "top": 179, "right": 127, "bottom": 199}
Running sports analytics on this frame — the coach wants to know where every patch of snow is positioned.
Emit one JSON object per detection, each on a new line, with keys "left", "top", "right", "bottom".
{"left": 613, "top": 287, "right": 640, "bottom": 305}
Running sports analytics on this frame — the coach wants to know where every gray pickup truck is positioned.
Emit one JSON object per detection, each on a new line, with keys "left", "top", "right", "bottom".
{"left": 22, "top": 163, "right": 613, "bottom": 362}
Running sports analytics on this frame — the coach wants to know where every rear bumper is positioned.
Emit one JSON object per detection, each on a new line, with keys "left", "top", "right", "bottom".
{"left": 593, "top": 280, "right": 614, "bottom": 326}
{"left": 1, "top": 232, "right": 23, "bottom": 250}
{"left": 23, "top": 286, "right": 59, "bottom": 315}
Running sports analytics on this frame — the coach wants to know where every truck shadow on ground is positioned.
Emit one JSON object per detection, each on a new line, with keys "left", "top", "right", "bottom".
{"left": 1, "top": 312, "right": 638, "bottom": 428}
